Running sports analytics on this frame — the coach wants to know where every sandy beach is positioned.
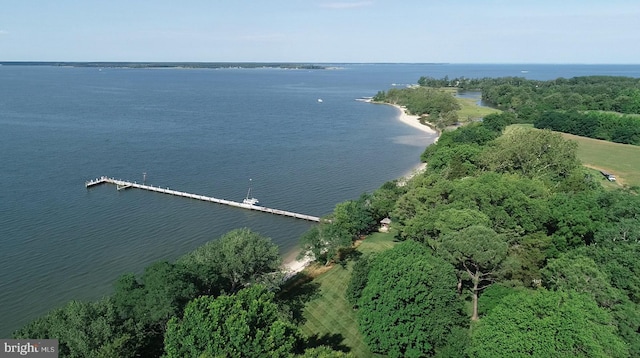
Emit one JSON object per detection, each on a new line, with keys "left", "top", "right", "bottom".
{"left": 389, "top": 103, "right": 437, "bottom": 134}
{"left": 282, "top": 256, "right": 314, "bottom": 280}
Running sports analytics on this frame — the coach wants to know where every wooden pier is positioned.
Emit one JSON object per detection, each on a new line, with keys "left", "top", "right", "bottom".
{"left": 85, "top": 176, "right": 321, "bottom": 222}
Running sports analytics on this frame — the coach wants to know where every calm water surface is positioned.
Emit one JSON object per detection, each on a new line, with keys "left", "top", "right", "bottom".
{"left": 1, "top": 63, "right": 639, "bottom": 336}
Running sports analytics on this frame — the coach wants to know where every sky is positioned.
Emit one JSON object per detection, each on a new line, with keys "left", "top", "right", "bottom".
{"left": 1, "top": 0, "right": 639, "bottom": 63}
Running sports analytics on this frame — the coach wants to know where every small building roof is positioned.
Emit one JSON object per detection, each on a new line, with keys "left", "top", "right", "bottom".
{"left": 380, "top": 217, "right": 391, "bottom": 224}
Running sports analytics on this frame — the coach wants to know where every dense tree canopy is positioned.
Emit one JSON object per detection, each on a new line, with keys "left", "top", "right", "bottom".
{"left": 345, "top": 254, "right": 371, "bottom": 307}
{"left": 373, "top": 86, "right": 461, "bottom": 129}
{"left": 393, "top": 171, "right": 550, "bottom": 243}
{"left": 164, "top": 285, "right": 301, "bottom": 358}
{"left": 534, "top": 110, "right": 640, "bottom": 145}
{"left": 418, "top": 75, "right": 640, "bottom": 144}
{"left": 438, "top": 225, "right": 508, "bottom": 321}
{"left": 110, "top": 261, "right": 199, "bottom": 356}
{"left": 541, "top": 254, "right": 622, "bottom": 308}
{"left": 112, "top": 261, "right": 198, "bottom": 327}
{"left": 481, "top": 126, "right": 581, "bottom": 184}
{"left": 357, "top": 241, "right": 467, "bottom": 357}
{"left": 469, "top": 289, "right": 628, "bottom": 357}
{"left": 299, "top": 196, "right": 375, "bottom": 265}
{"left": 13, "top": 300, "right": 138, "bottom": 358}
{"left": 298, "top": 222, "right": 351, "bottom": 266}
{"left": 374, "top": 87, "right": 460, "bottom": 117}
{"left": 178, "top": 228, "right": 282, "bottom": 293}
{"left": 418, "top": 75, "right": 640, "bottom": 115}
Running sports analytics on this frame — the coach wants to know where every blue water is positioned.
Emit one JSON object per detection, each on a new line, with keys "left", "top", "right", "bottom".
{"left": 1, "top": 63, "right": 639, "bottom": 336}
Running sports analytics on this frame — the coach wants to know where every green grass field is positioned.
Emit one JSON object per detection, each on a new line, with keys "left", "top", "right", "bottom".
{"left": 296, "top": 232, "right": 398, "bottom": 357}
{"left": 441, "top": 88, "right": 502, "bottom": 122}
{"left": 299, "top": 262, "right": 371, "bottom": 356}
{"left": 560, "top": 132, "right": 640, "bottom": 188}
{"left": 509, "top": 124, "right": 640, "bottom": 188}
{"left": 456, "top": 97, "right": 501, "bottom": 122}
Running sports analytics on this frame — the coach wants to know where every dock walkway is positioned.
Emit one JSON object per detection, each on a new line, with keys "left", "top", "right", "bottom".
{"left": 85, "top": 176, "right": 320, "bottom": 222}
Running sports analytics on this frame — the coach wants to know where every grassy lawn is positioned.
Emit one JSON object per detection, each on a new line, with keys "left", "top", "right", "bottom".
{"left": 295, "top": 231, "right": 398, "bottom": 357}
{"left": 299, "top": 262, "right": 371, "bottom": 357}
{"left": 356, "top": 231, "right": 399, "bottom": 255}
{"left": 441, "top": 87, "right": 502, "bottom": 122}
{"left": 456, "top": 97, "right": 501, "bottom": 122}
{"left": 508, "top": 124, "right": 640, "bottom": 188}
{"left": 560, "top": 132, "right": 640, "bottom": 188}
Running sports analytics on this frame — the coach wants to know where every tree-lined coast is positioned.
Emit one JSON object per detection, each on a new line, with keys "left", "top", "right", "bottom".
{"left": 13, "top": 74, "right": 640, "bottom": 357}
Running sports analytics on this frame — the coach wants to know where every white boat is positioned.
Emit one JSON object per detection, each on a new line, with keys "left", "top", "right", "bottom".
{"left": 243, "top": 179, "right": 260, "bottom": 206}
{"left": 317, "top": 98, "right": 323, "bottom": 103}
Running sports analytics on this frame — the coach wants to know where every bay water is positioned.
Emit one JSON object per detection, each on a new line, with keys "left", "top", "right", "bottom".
{"left": 1, "top": 63, "right": 639, "bottom": 336}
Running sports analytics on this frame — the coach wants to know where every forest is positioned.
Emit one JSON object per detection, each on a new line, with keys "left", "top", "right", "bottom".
{"left": 533, "top": 110, "right": 640, "bottom": 145}
{"left": 373, "top": 86, "right": 462, "bottom": 130}
{"left": 417, "top": 75, "right": 640, "bottom": 144}
{"left": 13, "top": 78, "right": 640, "bottom": 357}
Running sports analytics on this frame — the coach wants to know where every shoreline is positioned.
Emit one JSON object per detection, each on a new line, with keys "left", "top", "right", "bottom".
{"left": 279, "top": 101, "right": 439, "bottom": 277}
{"left": 388, "top": 103, "right": 438, "bottom": 135}
{"left": 282, "top": 255, "right": 314, "bottom": 280}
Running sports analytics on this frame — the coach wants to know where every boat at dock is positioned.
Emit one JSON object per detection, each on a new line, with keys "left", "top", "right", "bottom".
{"left": 242, "top": 178, "right": 260, "bottom": 206}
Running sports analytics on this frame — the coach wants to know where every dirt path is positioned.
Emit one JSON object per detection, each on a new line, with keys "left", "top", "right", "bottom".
{"left": 583, "top": 164, "right": 625, "bottom": 186}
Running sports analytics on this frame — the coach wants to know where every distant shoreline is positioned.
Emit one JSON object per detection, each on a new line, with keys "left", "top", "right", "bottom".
{"left": 0, "top": 61, "right": 327, "bottom": 70}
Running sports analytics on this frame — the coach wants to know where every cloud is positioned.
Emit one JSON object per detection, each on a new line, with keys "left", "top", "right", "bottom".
{"left": 319, "top": 1, "right": 373, "bottom": 9}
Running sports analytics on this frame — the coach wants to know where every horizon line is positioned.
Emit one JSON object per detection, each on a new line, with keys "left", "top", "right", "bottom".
{"left": 1, "top": 61, "right": 640, "bottom": 66}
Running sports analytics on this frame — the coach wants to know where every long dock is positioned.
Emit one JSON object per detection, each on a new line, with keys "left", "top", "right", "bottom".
{"left": 85, "top": 176, "right": 320, "bottom": 222}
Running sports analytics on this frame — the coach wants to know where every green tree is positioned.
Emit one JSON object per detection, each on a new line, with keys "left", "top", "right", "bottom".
{"left": 542, "top": 254, "right": 622, "bottom": 308}
{"left": 469, "top": 290, "right": 628, "bottom": 358}
{"left": 579, "top": 242, "right": 640, "bottom": 304}
{"left": 433, "top": 208, "right": 491, "bottom": 238}
{"left": 13, "top": 300, "right": 139, "bottom": 358}
{"left": 368, "top": 181, "right": 406, "bottom": 221}
{"left": 421, "top": 143, "right": 483, "bottom": 179}
{"left": 394, "top": 172, "right": 549, "bottom": 241}
{"left": 179, "top": 228, "right": 282, "bottom": 292}
{"left": 595, "top": 218, "right": 640, "bottom": 244}
{"left": 545, "top": 191, "right": 606, "bottom": 250}
{"left": 112, "top": 261, "right": 198, "bottom": 325}
{"left": 331, "top": 199, "right": 375, "bottom": 239}
{"left": 391, "top": 174, "right": 453, "bottom": 242}
{"left": 345, "top": 254, "right": 371, "bottom": 307}
{"left": 609, "top": 300, "right": 640, "bottom": 357}
{"left": 482, "top": 112, "right": 515, "bottom": 133}
{"left": 482, "top": 126, "right": 580, "bottom": 185}
{"left": 476, "top": 284, "right": 520, "bottom": 317}
{"left": 357, "top": 241, "right": 467, "bottom": 357}
{"left": 164, "top": 285, "right": 301, "bottom": 358}
{"left": 298, "top": 222, "right": 351, "bottom": 265}
{"left": 503, "top": 232, "right": 552, "bottom": 287}
{"left": 111, "top": 261, "right": 198, "bottom": 356}
{"left": 577, "top": 242, "right": 640, "bottom": 355}
{"left": 299, "top": 198, "right": 374, "bottom": 266}
{"left": 446, "top": 172, "right": 550, "bottom": 236}
{"left": 439, "top": 225, "right": 508, "bottom": 321}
